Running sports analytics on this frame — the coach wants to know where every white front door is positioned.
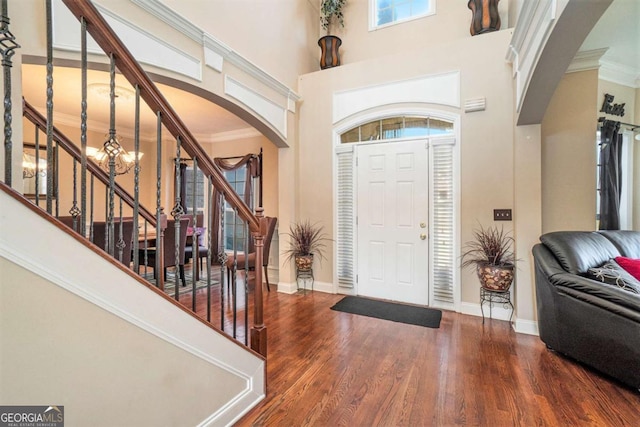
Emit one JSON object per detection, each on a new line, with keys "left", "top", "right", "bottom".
{"left": 356, "top": 140, "right": 429, "bottom": 305}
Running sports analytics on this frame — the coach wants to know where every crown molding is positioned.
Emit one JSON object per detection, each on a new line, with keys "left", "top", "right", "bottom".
{"left": 599, "top": 59, "right": 640, "bottom": 89}
{"left": 566, "top": 48, "right": 607, "bottom": 73}
{"left": 194, "top": 128, "right": 263, "bottom": 144}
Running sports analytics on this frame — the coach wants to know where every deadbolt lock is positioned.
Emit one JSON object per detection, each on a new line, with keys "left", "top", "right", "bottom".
{"left": 420, "top": 222, "right": 426, "bottom": 228}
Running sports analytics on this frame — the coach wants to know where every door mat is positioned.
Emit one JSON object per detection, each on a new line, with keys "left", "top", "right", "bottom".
{"left": 330, "top": 296, "right": 442, "bottom": 328}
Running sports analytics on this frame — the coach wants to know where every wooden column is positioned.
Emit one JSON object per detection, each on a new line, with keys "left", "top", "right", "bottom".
{"left": 250, "top": 208, "right": 267, "bottom": 357}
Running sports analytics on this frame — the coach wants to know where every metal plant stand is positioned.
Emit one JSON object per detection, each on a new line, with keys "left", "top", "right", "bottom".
{"left": 480, "top": 287, "right": 513, "bottom": 323}
{"left": 296, "top": 267, "right": 314, "bottom": 294}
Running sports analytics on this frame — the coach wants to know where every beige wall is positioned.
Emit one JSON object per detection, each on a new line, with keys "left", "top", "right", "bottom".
{"left": 333, "top": 0, "right": 509, "bottom": 66}
{"left": 159, "top": 0, "right": 317, "bottom": 88}
{"left": 297, "top": 28, "right": 516, "bottom": 305}
{"left": 0, "top": 258, "right": 245, "bottom": 427}
{"left": 541, "top": 70, "right": 599, "bottom": 233}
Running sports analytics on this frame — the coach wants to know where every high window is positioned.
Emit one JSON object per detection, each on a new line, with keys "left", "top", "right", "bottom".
{"left": 372, "top": 0, "right": 435, "bottom": 29}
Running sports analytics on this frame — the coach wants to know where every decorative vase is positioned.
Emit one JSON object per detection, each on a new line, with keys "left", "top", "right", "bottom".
{"left": 476, "top": 262, "right": 513, "bottom": 291}
{"left": 318, "top": 35, "right": 342, "bottom": 69}
{"left": 467, "top": 0, "right": 501, "bottom": 36}
{"left": 295, "top": 254, "right": 314, "bottom": 272}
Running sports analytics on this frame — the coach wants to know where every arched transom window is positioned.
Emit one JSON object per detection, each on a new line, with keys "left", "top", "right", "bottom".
{"left": 340, "top": 116, "right": 454, "bottom": 143}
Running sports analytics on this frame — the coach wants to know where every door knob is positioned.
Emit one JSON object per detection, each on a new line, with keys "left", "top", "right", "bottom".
{"left": 420, "top": 233, "right": 426, "bottom": 240}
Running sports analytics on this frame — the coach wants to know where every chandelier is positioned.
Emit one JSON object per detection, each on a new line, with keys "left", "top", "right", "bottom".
{"left": 86, "top": 134, "right": 143, "bottom": 176}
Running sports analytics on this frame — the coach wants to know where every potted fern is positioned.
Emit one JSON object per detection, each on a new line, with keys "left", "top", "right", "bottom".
{"left": 282, "top": 220, "right": 330, "bottom": 272}
{"left": 461, "top": 224, "right": 515, "bottom": 291}
{"left": 319, "top": 0, "right": 346, "bottom": 69}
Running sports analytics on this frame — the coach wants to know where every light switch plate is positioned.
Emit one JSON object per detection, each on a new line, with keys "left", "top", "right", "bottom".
{"left": 494, "top": 209, "right": 512, "bottom": 221}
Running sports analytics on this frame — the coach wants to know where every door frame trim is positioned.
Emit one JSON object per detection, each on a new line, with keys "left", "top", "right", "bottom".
{"left": 332, "top": 107, "right": 461, "bottom": 310}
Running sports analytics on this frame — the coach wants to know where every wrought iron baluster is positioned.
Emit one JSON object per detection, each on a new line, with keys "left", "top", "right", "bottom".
{"left": 132, "top": 84, "right": 140, "bottom": 272}
{"left": 106, "top": 53, "right": 117, "bottom": 256}
{"left": 69, "top": 158, "right": 80, "bottom": 232}
{"left": 80, "top": 16, "right": 88, "bottom": 237}
{"left": 155, "top": 111, "right": 162, "bottom": 290}
{"left": 34, "top": 128, "right": 39, "bottom": 206}
{"left": 191, "top": 157, "right": 198, "bottom": 311}
{"left": 54, "top": 141, "right": 59, "bottom": 217}
{"left": 218, "top": 191, "right": 227, "bottom": 330}
{"left": 116, "top": 197, "right": 125, "bottom": 263}
{"left": 1, "top": 0, "right": 19, "bottom": 186}
{"left": 206, "top": 177, "right": 213, "bottom": 323}
{"left": 232, "top": 206, "right": 238, "bottom": 339}
{"left": 244, "top": 219, "right": 249, "bottom": 346}
{"left": 45, "top": 0, "right": 53, "bottom": 214}
{"left": 172, "top": 136, "right": 184, "bottom": 300}
{"left": 89, "top": 174, "right": 94, "bottom": 242}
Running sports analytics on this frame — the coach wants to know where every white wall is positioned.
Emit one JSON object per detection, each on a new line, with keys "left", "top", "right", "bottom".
{"left": 0, "top": 190, "right": 265, "bottom": 426}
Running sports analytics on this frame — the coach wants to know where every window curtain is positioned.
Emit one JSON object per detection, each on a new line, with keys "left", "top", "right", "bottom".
{"left": 599, "top": 119, "right": 622, "bottom": 230}
{"left": 210, "top": 154, "right": 261, "bottom": 260}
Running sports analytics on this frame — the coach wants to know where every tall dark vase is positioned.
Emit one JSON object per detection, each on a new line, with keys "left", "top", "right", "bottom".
{"left": 318, "top": 35, "right": 342, "bottom": 70}
{"left": 468, "top": 0, "right": 501, "bottom": 36}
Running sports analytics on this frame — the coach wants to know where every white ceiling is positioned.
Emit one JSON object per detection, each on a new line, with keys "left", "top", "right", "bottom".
{"left": 580, "top": 0, "right": 640, "bottom": 80}
{"left": 21, "top": 63, "right": 253, "bottom": 142}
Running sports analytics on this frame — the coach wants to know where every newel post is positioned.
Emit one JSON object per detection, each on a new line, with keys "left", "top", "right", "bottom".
{"left": 250, "top": 208, "right": 267, "bottom": 357}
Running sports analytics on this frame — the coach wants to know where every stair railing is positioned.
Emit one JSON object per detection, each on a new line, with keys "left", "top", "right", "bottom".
{"left": 61, "top": 0, "right": 267, "bottom": 355}
{"left": 3, "top": 0, "right": 267, "bottom": 356}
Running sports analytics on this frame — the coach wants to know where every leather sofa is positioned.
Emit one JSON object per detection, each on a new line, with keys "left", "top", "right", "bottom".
{"left": 532, "top": 230, "right": 640, "bottom": 389}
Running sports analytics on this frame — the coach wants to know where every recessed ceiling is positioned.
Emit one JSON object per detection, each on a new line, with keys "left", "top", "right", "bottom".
{"left": 21, "top": 63, "right": 254, "bottom": 141}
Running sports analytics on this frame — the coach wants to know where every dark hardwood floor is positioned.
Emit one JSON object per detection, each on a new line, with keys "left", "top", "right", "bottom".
{"left": 172, "top": 269, "right": 640, "bottom": 426}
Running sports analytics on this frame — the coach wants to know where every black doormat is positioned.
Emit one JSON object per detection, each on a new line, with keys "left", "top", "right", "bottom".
{"left": 330, "top": 296, "right": 442, "bottom": 328}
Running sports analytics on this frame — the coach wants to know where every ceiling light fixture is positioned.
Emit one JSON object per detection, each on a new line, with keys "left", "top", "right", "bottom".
{"left": 87, "top": 82, "right": 135, "bottom": 101}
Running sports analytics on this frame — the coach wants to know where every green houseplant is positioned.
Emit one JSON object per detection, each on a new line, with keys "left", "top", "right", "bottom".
{"left": 282, "top": 220, "right": 330, "bottom": 272}
{"left": 461, "top": 224, "right": 515, "bottom": 291}
{"left": 318, "top": 0, "right": 346, "bottom": 69}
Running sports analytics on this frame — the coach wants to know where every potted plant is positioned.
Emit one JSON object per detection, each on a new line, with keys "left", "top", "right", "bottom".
{"left": 282, "top": 220, "right": 330, "bottom": 272}
{"left": 318, "top": 0, "right": 346, "bottom": 69}
{"left": 461, "top": 224, "right": 515, "bottom": 291}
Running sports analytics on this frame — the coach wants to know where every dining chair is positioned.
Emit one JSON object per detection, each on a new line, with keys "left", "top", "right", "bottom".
{"left": 184, "top": 213, "right": 207, "bottom": 272}
{"left": 225, "top": 216, "right": 277, "bottom": 292}
{"left": 139, "top": 217, "right": 191, "bottom": 286}
{"left": 57, "top": 215, "right": 135, "bottom": 267}
{"left": 92, "top": 219, "right": 136, "bottom": 267}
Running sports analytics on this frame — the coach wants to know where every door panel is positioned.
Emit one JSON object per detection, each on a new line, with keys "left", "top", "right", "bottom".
{"left": 357, "top": 140, "right": 429, "bottom": 305}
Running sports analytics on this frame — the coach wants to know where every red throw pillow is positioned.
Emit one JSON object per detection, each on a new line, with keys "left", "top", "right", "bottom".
{"left": 615, "top": 257, "right": 640, "bottom": 281}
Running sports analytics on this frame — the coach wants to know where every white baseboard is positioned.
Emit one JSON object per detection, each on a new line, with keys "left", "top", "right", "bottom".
{"left": 514, "top": 318, "right": 539, "bottom": 335}
{"left": 276, "top": 280, "right": 335, "bottom": 294}
{"left": 276, "top": 282, "right": 298, "bottom": 294}
{"left": 460, "top": 301, "right": 514, "bottom": 322}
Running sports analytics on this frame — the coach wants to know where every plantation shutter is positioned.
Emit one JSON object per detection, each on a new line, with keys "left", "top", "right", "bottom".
{"left": 336, "top": 147, "right": 355, "bottom": 288}
{"left": 431, "top": 138, "right": 455, "bottom": 307}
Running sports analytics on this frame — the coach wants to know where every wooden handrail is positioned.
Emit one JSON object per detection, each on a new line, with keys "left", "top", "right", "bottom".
{"left": 22, "top": 98, "right": 156, "bottom": 226}
{"left": 61, "top": 0, "right": 259, "bottom": 233}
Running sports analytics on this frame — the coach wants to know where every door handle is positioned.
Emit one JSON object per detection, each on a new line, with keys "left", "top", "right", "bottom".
{"left": 420, "top": 233, "right": 426, "bottom": 240}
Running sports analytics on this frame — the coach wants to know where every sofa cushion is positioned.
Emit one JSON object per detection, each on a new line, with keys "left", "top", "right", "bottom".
{"left": 599, "top": 231, "right": 640, "bottom": 258}
{"left": 540, "top": 231, "right": 620, "bottom": 275}
{"left": 588, "top": 259, "right": 640, "bottom": 294}
{"left": 615, "top": 256, "right": 640, "bottom": 281}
